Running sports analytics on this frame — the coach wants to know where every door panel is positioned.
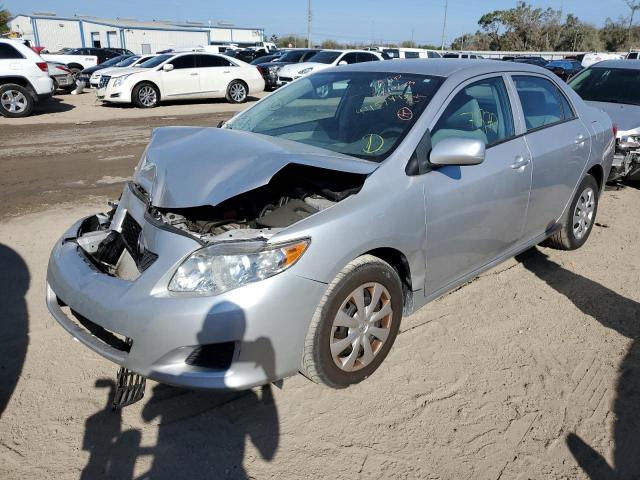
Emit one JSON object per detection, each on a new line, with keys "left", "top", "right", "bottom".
{"left": 195, "top": 55, "right": 232, "bottom": 97}
{"left": 522, "top": 120, "right": 590, "bottom": 235}
{"left": 424, "top": 137, "right": 532, "bottom": 294}
{"left": 161, "top": 55, "right": 200, "bottom": 97}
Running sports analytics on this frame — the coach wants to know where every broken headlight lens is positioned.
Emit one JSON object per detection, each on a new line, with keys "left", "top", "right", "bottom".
{"left": 168, "top": 239, "right": 310, "bottom": 294}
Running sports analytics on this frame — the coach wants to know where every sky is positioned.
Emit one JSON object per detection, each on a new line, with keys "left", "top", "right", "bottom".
{"left": 3, "top": 0, "right": 632, "bottom": 46}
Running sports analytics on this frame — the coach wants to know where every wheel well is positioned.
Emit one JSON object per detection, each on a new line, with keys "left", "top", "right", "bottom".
{"left": 132, "top": 80, "right": 161, "bottom": 100}
{"left": 363, "top": 247, "right": 413, "bottom": 314}
{"left": 66, "top": 63, "right": 83, "bottom": 70}
{"left": 229, "top": 79, "right": 248, "bottom": 91}
{"left": 0, "top": 76, "right": 30, "bottom": 88}
{"left": 587, "top": 164, "right": 604, "bottom": 192}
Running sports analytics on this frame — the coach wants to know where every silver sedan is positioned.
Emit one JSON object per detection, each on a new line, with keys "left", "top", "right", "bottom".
{"left": 47, "top": 60, "right": 614, "bottom": 391}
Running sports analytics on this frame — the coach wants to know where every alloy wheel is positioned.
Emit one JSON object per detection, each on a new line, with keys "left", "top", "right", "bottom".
{"left": 572, "top": 186, "right": 595, "bottom": 240}
{"left": 138, "top": 86, "right": 157, "bottom": 107}
{"left": 1, "top": 90, "right": 28, "bottom": 114}
{"left": 330, "top": 282, "right": 393, "bottom": 372}
{"left": 229, "top": 83, "right": 247, "bottom": 102}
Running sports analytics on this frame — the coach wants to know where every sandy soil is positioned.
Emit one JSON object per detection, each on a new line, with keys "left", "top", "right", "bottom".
{"left": 1, "top": 99, "right": 639, "bottom": 479}
{"left": 0, "top": 182, "right": 639, "bottom": 479}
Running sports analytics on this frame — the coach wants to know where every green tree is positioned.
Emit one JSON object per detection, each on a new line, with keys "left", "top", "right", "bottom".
{"left": 400, "top": 40, "right": 417, "bottom": 48}
{"left": 0, "top": 4, "right": 10, "bottom": 34}
{"left": 320, "top": 39, "right": 341, "bottom": 49}
{"left": 275, "top": 35, "right": 307, "bottom": 48}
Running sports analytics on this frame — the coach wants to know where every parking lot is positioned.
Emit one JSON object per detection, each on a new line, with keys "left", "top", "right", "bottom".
{"left": 1, "top": 93, "right": 639, "bottom": 478}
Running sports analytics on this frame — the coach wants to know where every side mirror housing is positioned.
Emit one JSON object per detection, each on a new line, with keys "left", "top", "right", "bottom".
{"left": 429, "top": 137, "right": 485, "bottom": 166}
{"left": 162, "top": 63, "right": 174, "bottom": 72}
{"left": 337, "top": 60, "right": 348, "bottom": 66}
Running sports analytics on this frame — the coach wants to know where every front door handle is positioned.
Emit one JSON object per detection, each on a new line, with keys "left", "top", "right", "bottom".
{"left": 190, "top": 72, "right": 199, "bottom": 76}
{"left": 223, "top": 70, "right": 231, "bottom": 73}
{"left": 511, "top": 156, "right": 530, "bottom": 170}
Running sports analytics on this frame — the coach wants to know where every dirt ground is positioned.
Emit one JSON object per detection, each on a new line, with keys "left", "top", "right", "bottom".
{"left": 1, "top": 102, "right": 639, "bottom": 479}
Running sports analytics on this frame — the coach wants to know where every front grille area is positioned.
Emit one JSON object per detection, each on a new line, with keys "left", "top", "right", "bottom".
{"left": 185, "top": 342, "right": 235, "bottom": 370}
{"left": 120, "top": 213, "right": 157, "bottom": 272}
{"left": 71, "top": 309, "right": 131, "bottom": 353}
{"left": 98, "top": 75, "right": 111, "bottom": 88}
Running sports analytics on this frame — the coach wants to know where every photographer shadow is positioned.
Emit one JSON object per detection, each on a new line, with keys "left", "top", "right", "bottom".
{"left": 517, "top": 248, "right": 640, "bottom": 479}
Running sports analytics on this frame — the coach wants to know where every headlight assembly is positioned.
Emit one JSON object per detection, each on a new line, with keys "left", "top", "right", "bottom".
{"left": 169, "top": 238, "right": 310, "bottom": 294}
{"left": 298, "top": 67, "right": 313, "bottom": 75}
{"left": 113, "top": 74, "right": 131, "bottom": 87}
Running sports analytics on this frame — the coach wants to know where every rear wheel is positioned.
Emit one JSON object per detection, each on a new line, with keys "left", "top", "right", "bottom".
{"left": 0, "top": 84, "right": 34, "bottom": 118}
{"left": 546, "top": 174, "right": 599, "bottom": 250}
{"left": 301, "top": 255, "right": 403, "bottom": 388}
{"left": 132, "top": 82, "right": 159, "bottom": 108}
{"left": 226, "top": 80, "right": 248, "bottom": 103}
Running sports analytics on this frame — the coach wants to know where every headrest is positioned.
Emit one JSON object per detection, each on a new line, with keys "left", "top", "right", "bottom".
{"left": 441, "top": 94, "right": 483, "bottom": 130}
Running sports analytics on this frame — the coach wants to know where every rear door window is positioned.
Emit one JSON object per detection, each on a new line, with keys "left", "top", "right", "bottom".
{"left": 196, "top": 55, "right": 233, "bottom": 67}
{"left": 340, "top": 53, "right": 359, "bottom": 64}
{"left": 170, "top": 55, "right": 197, "bottom": 69}
{"left": 0, "top": 43, "right": 24, "bottom": 59}
{"left": 356, "top": 53, "right": 379, "bottom": 63}
{"left": 513, "top": 75, "right": 574, "bottom": 131}
{"left": 431, "top": 76, "right": 515, "bottom": 147}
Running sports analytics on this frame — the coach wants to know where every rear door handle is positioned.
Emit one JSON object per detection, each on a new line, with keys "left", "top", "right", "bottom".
{"left": 511, "top": 156, "right": 530, "bottom": 170}
{"left": 223, "top": 70, "right": 231, "bottom": 73}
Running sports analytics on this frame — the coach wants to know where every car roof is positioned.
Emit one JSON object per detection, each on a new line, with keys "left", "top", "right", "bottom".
{"left": 332, "top": 58, "right": 549, "bottom": 77}
{"left": 588, "top": 60, "right": 640, "bottom": 70}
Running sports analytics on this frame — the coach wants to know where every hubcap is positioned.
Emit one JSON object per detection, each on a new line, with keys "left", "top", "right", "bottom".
{"left": 139, "top": 86, "right": 157, "bottom": 107}
{"left": 573, "top": 187, "right": 595, "bottom": 240}
{"left": 230, "top": 83, "right": 246, "bottom": 102}
{"left": 330, "top": 282, "right": 393, "bottom": 372}
{"left": 1, "top": 90, "right": 28, "bottom": 113}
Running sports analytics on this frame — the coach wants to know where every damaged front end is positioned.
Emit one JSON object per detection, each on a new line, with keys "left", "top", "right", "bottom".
{"left": 611, "top": 128, "right": 640, "bottom": 182}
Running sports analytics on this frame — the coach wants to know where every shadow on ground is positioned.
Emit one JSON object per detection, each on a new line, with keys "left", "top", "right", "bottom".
{"left": 517, "top": 248, "right": 640, "bottom": 479}
{"left": 0, "top": 244, "right": 29, "bottom": 418}
{"left": 81, "top": 301, "right": 279, "bottom": 479}
{"left": 32, "top": 97, "right": 76, "bottom": 115}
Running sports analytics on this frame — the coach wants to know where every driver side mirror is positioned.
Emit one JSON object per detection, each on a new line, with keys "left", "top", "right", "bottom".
{"left": 162, "top": 63, "right": 174, "bottom": 72}
{"left": 429, "top": 137, "right": 485, "bottom": 166}
{"left": 338, "top": 60, "right": 348, "bottom": 66}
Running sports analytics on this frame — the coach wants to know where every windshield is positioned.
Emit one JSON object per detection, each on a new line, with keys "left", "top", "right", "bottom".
{"left": 306, "top": 51, "right": 342, "bottom": 64}
{"left": 569, "top": 67, "right": 640, "bottom": 106}
{"left": 115, "top": 56, "right": 140, "bottom": 67}
{"left": 278, "top": 50, "right": 307, "bottom": 62}
{"left": 226, "top": 71, "right": 444, "bottom": 162}
{"left": 138, "top": 54, "right": 173, "bottom": 68}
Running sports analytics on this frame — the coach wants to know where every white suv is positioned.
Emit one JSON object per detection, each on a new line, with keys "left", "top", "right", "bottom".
{"left": 0, "top": 39, "right": 54, "bottom": 118}
{"left": 96, "top": 52, "right": 264, "bottom": 107}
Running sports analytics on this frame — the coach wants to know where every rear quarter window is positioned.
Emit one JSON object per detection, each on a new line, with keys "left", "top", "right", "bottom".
{"left": 0, "top": 43, "right": 25, "bottom": 60}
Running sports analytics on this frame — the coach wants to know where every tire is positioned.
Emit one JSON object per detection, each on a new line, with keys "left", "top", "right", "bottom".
{"left": 301, "top": 255, "right": 403, "bottom": 388}
{"left": 546, "top": 174, "right": 599, "bottom": 250}
{"left": 68, "top": 68, "right": 82, "bottom": 80}
{"left": 0, "top": 83, "right": 35, "bottom": 118}
{"left": 132, "top": 82, "right": 159, "bottom": 108}
{"left": 226, "top": 80, "right": 248, "bottom": 103}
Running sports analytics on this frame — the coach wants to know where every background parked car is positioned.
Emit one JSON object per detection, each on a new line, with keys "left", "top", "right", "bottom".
{"left": 581, "top": 52, "right": 625, "bottom": 68}
{"left": 47, "top": 62, "right": 75, "bottom": 93}
{"left": 254, "top": 49, "right": 320, "bottom": 89}
{"left": 0, "top": 39, "right": 54, "bottom": 118}
{"left": 569, "top": 60, "right": 640, "bottom": 182}
{"left": 96, "top": 52, "right": 264, "bottom": 107}
{"left": 443, "top": 52, "right": 482, "bottom": 59}
{"left": 382, "top": 47, "right": 442, "bottom": 59}
{"left": 277, "top": 50, "right": 383, "bottom": 87}
{"left": 89, "top": 55, "right": 155, "bottom": 88}
{"left": 507, "top": 56, "right": 549, "bottom": 67}
{"left": 626, "top": 50, "right": 639, "bottom": 60}
{"left": 78, "top": 54, "right": 135, "bottom": 87}
{"left": 545, "top": 59, "right": 583, "bottom": 81}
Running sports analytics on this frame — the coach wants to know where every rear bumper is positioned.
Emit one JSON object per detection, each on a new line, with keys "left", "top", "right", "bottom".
{"left": 46, "top": 189, "right": 326, "bottom": 390}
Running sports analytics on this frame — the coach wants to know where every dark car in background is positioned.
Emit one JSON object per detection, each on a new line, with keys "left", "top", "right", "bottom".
{"left": 233, "top": 48, "right": 278, "bottom": 64}
{"left": 508, "top": 56, "right": 549, "bottom": 67}
{"left": 545, "top": 59, "right": 583, "bottom": 81}
{"left": 254, "top": 49, "right": 321, "bottom": 89}
{"left": 77, "top": 54, "right": 134, "bottom": 86}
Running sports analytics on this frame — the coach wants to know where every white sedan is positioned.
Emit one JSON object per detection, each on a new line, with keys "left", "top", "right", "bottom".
{"left": 277, "top": 50, "right": 383, "bottom": 86}
{"left": 96, "top": 52, "right": 265, "bottom": 107}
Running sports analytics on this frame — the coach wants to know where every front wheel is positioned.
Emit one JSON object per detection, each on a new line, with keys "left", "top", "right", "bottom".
{"left": 546, "top": 174, "right": 599, "bottom": 250}
{"left": 301, "top": 255, "right": 403, "bottom": 388}
{"left": 132, "top": 82, "right": 159, "bottom": 108}
{"left": 226, "top": 80, "right": 248, "bottom": 103}
{"left": 0, "top": 84, "right": 34, "bottom": 118}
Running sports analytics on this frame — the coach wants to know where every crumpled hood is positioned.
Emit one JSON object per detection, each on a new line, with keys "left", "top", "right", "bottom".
{"left": 585, "top": 101, "right": 640, "bottom": 135}
{"left": 137, "top": 127, "right": 379, "bottom": 208}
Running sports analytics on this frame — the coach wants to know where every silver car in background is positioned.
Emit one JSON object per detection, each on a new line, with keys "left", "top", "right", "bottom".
{"left": 47, "top": 60, "right": 614, "bottom": 391}
{"left": 569, "top": 60, "right": 640, "bottom": 182}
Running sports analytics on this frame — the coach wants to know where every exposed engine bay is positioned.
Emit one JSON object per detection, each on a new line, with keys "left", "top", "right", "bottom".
{"left": 150, "top": 164, "right": 367, "bottom": 242}
{"left": 70, "top": 164, "right": 367, "bottom": 279}
{"left": 611, "top": 133, "right": 640, "bottom": 182}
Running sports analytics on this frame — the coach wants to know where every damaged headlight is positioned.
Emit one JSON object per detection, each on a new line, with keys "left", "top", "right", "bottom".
{"left": 168, "top": 238, "right": 310, "bottom": 294}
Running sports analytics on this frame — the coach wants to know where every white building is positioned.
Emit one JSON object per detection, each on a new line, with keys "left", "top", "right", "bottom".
{"left": 7, "top": 14, "right": 265, "bottom": 53}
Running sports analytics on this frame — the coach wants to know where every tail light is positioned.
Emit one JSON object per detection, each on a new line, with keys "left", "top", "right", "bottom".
{"left": 56, "top": 65, "right": 71, "bottom": 73}
{"left": 36, "top": 62, "right": 48, "bottom": 73}
{"left": 612, "top": 123, "right": 618, "bottom": 138}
